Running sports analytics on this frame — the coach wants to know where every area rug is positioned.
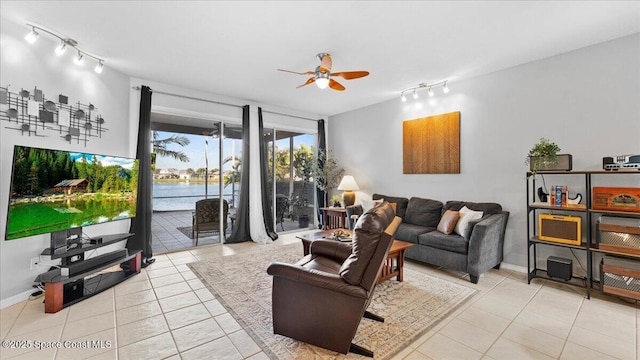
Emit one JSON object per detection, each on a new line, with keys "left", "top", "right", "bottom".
{"left": 188, "top": 243, "right": 476, "bottom": 359}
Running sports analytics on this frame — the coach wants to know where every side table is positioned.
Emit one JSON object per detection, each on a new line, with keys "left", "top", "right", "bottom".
{"left": 320, "top": 207, "right": 347, "bottom": 229}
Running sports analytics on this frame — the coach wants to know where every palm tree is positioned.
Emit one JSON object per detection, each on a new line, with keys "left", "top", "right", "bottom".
{"left": 223, "top": 156, "right": 241, "bottom": 207}
{"left": 152, "top": 131, "right": 190, "bottom": 162}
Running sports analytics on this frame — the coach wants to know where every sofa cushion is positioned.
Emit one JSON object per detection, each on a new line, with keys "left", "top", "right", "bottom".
{"left": 394, "top": 223, "right": 435, "bottom": 244}
{"left": 454, "top": 206, "right": 484, "bottom": 238}
{"left": 437, "top": 210, "right": 460, "bottom": 235}
{"left": 444, "top": 201, "right": 502, "bottom": 216}
{"left": 372, "top": 194, "right": 409, "bottom": 218}
{"left": 418, "top": 231, "right": 468, "bottom": 254}
{"left": 404, "top": 197, "right": 443, "bottom": 227}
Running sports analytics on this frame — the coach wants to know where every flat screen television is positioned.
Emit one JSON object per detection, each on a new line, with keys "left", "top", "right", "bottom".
{"left": 5, "top": 145, "right": 138, "bottom": 241}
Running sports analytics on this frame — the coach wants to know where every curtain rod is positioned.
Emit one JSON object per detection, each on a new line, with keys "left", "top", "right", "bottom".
{"left": 131, "top": 86, "right": 243, "bottom": 109}
{"left": 132, "top": 86, "right": 319, "bottom": 122}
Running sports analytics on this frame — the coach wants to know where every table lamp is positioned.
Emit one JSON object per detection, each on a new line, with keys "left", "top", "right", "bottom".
{"left": 337, "top": 175, "right": 359, "bottom": 206}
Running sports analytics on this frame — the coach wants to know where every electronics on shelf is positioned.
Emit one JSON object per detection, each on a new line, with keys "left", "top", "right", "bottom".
{"left": 593, "top": 187, "right": 640, "bottom": 213}
{"left": 538, "top": 214, "right": 582, "bottom": 246}
{"left": 603, "top": 154, "right": 640, "bottom": 170}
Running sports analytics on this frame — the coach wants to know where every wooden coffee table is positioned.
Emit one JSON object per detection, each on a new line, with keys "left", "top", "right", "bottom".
{"left": 296, "top": 230, "right": 413, "bottom": 283}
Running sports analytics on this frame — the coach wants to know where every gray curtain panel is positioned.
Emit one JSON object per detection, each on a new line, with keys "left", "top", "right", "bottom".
{"left": 259, "top": 107, "right": 278, "bottom": 240}
{"left": 128, "top": 85, "right": 154, "bottom": 266}
{"left": 227, "top": 105, "right": 251, "bottom": 243}
{"left": 315, "top": 119, "right": 326, "bottom": 228}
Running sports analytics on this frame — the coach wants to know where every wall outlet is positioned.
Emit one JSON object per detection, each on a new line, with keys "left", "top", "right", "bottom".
{"left": 30, "top": 257, "right": 39, "bottom": 270}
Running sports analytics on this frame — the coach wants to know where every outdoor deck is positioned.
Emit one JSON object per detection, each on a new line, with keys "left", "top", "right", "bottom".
{"left": 151, "top": 210, "right": 314, "bottom": 254}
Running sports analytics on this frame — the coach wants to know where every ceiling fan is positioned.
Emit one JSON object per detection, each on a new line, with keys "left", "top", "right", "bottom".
{"left": 278, "top": 53, "right": 369, "bottom": 91}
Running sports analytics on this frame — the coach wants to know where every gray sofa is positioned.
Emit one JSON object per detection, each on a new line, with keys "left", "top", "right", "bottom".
{"left": 346, "top": 193, "right": 509, "bottom": 283}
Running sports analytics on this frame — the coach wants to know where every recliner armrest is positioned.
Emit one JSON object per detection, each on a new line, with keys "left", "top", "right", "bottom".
{"left": 310, "top": 240, "right": 352, "bottom": 263}
{"left": 267, "top": 262, "right": 368, "bottom": 298}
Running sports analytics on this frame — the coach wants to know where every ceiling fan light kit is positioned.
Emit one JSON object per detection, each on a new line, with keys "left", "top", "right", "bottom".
{"left": 401, "top": 80, "right": 450, "bottom": 102}
{"left": 278, "top": 53, "right": 369, "bottom": 91}
{"left": 23, "top": 23, "right": 106, "bottom": 74}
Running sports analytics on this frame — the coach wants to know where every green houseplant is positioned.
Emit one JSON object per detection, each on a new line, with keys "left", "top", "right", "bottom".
{"left": 313, "top": 150, "right": 344, "bottom": 207}
{"left": 526, "top": 137, "right": 561, "bottom": 174}
{"left": 331, "top": 195, "right": 341, "bottom": 207}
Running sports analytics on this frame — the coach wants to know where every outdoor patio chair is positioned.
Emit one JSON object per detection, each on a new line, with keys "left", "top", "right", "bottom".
{"left": 192, "top": 198, "right": 229, "bottom": 245}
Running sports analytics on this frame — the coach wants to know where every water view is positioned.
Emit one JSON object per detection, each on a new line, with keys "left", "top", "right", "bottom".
{"left": 152, "top": 182, "right": 240, "bottom": 211}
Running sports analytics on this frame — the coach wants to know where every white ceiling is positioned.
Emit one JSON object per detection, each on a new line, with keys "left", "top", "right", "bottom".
{"left": 2, "top": 1, "right": 639, "bottom": 116}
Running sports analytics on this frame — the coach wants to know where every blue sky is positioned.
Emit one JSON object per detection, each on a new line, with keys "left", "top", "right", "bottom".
{"left": 154, "top": 131, "right": 315, "bottom": 171}
{"left": 69, "top": 153, "right": 135, "bottom": 170}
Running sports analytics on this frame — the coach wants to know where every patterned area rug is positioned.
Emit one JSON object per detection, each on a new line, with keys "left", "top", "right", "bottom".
{"left": 188, "top": 243, "right": 476, "bottom": 359}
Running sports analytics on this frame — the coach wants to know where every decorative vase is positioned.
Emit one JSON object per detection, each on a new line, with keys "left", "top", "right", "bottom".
{"left": 333, "top": 201, "right": 341, "bottom": 207}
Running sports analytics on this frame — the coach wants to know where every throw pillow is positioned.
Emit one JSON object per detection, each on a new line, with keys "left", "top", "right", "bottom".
{"left": 453, "top": 206, "right": 483, "bottom": 237}
{"left": 437, "top": 210, "right": 460, "bottom": 235}
{"left": 361, "top": 198, "right": 383, "bottom": 211}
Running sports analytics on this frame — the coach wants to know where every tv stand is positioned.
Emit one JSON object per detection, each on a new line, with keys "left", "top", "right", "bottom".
{"left": 35, "top": 233, "right": 140, "bottom": 313}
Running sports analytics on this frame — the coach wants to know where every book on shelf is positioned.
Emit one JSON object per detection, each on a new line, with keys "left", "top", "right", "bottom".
{"left": 550, "top": 185, "right": 568, "bottom": 207}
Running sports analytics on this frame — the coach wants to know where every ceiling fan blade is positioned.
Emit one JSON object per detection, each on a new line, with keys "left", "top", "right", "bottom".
{"left": 278, "top": 69, "right": 314, "bottom": 76}
{"left": 331, "top": 71, "right": 370, "bottom": 80}
{"left": 329, "top": 78, "right": 345, "bottom": 91}
{"left": 296, "top": 77, "right": 316, "bottom": 88}
{"left": 319, "top": 53, "right": 332, "bottom": 72}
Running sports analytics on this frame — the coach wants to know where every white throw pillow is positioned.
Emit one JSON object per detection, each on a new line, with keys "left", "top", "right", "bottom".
{"left": 453, "top": 206, "right": 483, "bottom": 237}
{"left": 360, "top": 198, "right": 383, "bottom": 211}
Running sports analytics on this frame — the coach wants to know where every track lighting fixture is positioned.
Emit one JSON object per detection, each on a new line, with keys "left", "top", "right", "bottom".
{"left": 73, "top": 51, "right": 84, "bottom": 65}
{"left": 399, "top": 80, "right": 451, "bottom": 102}
{"left": 24, "top": 23, "right": 105, "bottom": 74}
{"left": 55, "top": 41, "right": 67, "bottom": 56}
{"left": 94, "top": 60, "right": 104, "bottom": 74}
{"left": 24, "top": 27, "right": 39, "bottom": 43}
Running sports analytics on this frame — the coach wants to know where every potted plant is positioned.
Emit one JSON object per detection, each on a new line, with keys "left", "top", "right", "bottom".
{"left": 330, "top": 195, "right": 341, "bottom": 207}
{"left": 313, "top": 150, "right": 344, "bottom": 207}
{"left": 526, "top": 137, "right": 561, "bottom": 174}
{"left": 290, "top": 192, "right": 310, "bottom": 228}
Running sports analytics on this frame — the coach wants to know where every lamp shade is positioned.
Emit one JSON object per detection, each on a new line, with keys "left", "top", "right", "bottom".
{"left": 337, "top": 175, "right": 359, "bottom": 191}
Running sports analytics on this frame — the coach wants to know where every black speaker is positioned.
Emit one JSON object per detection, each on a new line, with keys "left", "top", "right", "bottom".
{"left": 547, "top": 256, "right": 572, "bottom": 281}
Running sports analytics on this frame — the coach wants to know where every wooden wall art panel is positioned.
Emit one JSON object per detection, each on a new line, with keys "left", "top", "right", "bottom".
{"left": 403, "top": 111, "right": 460, "bottom": 174}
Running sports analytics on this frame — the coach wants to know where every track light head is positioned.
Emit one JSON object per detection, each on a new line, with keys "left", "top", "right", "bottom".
{"left": 412, "top": 89, "right": 418, "bottom": 99}
{"left": 55, "top": 41, "right": 67, "bottom": 56}
{"left": 443, "top": 82, "right": 450, "bottom": 93}
{"left": 73, "top": 51, "right": 84, "bottom": 65}
{"left": 400, "top": 93, "right": 407, "bottom": 102}
{"left": 94, "top": 60, "right": 104, "bottom": 74}
{"left": 428, "top": 87, "right": 434, "bottom": 97}
{"left": 24, "top": 27, "right": 39, "bottom": 43}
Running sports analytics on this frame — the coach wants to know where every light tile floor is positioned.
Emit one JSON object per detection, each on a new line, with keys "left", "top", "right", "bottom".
{"left": 1, "top": 232, "right": 638, "bottom": 359}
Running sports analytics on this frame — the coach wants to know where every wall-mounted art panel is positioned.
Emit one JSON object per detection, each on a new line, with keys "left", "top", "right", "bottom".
{"left": 403, "top": 111, "right": 460, "bottom": 174}
{"left": 0, "top": 85, "right": 107, "bottom": 146}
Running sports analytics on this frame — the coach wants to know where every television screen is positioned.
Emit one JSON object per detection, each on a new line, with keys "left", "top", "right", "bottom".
{"left": 5, "top": 145, "right": 138, "bottom": 240}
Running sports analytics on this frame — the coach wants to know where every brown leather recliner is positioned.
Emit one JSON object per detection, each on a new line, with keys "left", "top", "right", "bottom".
{"left": 267, "top": 202, "right": 402, "bottom": 357}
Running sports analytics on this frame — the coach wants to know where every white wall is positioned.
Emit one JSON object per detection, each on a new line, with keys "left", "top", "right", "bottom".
{"left": 0, "top": 19, "right": 132, "bottom": 305}
{"left": 328, "top": 33, "right": 640, "bottom": 269}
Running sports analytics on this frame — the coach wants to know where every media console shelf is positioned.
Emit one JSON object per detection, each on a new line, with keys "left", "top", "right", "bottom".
{"left": 34, "top": 233, "right": 141, "bottom": 313}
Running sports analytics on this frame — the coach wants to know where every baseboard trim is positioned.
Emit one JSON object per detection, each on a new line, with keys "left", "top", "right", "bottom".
{"left": 1, "top": 289, "right": 33, "bottom": 310}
